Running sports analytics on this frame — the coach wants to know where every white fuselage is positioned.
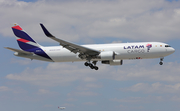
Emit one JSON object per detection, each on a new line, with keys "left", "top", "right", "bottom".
{"left": 18, "top": 42, "right": 174, "bottom": 62}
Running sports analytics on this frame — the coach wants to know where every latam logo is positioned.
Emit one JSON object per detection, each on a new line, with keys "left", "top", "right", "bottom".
{"left": 124, "top": 45, "right": 144, "bottom": 49}
{"left": 146, "top": 44, "right": 152, "bottom": 52}
{"left": 124, "top": 44, "right": 152, "bottom": 53}
{"left": 124, "top": 45, "right": 145, "bottom": 53}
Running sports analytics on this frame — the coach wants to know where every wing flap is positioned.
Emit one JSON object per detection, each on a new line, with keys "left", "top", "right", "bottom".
{"left": 40, "top": 24, "right": 100, "bottom": 56}
{"left": 5, "top": 47, "right": 33, "bottom": 55}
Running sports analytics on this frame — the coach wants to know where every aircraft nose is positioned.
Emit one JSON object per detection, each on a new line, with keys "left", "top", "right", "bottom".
{"left": 170, "top": 47, "right": 175, "bottom": 53}
{"left": 172, "top": 48, "right": 175, "bottom": 53}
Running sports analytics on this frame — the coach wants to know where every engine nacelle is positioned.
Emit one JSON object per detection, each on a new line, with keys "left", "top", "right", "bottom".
{"left": 102, "top": 60, "right": 123, "bottom": 66}
{"left": 98, "top": 51, "right": 115, "bottom": 60}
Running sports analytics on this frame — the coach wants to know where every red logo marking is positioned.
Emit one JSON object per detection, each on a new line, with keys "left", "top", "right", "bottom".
{"left": 12, "top": 25, "right": 23, "bottom": 30}
{"left": 17, "top": 38, "right": 30, "bottom": 43}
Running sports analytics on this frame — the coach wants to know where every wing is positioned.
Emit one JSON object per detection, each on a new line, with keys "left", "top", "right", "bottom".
{"left": 40, "top": 23, "right": 100, "bottom": 59}
{"left": 5, "top": 47, "right": 33, "bottom": 55}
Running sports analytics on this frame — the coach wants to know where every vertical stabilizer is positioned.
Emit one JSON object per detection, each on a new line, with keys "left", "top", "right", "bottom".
{"left": 12, "top": 24, "right": 41, "bottom": 51}
{"left": 11, "top": 24, "right": 52, "bottom": 60}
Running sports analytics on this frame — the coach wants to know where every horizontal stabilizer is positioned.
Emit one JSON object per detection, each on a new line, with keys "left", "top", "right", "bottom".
{"left": 5, "top": 47, "right": 33, "bottom": 55}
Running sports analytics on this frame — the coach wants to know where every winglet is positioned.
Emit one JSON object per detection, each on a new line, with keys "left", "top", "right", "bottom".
{"left": 40, "top": 23, "right": 54, "bottom": 37}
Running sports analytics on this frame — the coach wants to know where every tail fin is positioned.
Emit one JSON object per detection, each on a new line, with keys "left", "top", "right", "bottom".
{"left": 12, "top": 24, "right": 41, "bottom": 51}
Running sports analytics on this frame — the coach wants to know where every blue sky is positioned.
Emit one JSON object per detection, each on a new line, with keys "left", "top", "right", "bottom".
{"left": 1, "top": 0, "right": 180, "bottom": 111}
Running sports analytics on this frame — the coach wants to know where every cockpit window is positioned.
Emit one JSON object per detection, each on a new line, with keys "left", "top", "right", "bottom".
{"left": 165, "top": 45, "right": 171, "bottom": 47}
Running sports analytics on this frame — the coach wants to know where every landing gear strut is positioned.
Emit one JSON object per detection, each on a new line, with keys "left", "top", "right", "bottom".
{"left": 159, "top": 57, "right": 164, "bottom": 65}
{"left": 84, "top": 61, "right": 99, "bottom": 70}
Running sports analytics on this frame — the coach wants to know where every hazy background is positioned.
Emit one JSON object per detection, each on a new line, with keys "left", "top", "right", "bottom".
{"left": 1, "top": 0, "right": 180, "bottom": 111}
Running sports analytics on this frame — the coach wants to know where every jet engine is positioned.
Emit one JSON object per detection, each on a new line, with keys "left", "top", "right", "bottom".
{"left": 98, "top": 51, "right": 115, "bottom": 60}
{"left": 102, "top": 60, "right": 123, "bottom": 65}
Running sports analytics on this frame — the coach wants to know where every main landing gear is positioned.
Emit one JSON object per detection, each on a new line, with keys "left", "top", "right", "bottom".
{"left": 159, "top": 57, "right": 164, "bottom": 65}
{"left": 84, "top": 61, "right": 99, "bottom": 70}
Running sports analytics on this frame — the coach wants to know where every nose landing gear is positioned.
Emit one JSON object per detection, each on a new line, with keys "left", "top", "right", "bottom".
{"left": 159, "top": 58, "right": 164, "bottom": 65}
{"left": 84, "top": 61, "right": 99, "bottom": 70}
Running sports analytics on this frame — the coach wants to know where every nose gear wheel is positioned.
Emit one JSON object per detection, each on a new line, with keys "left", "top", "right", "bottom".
{"left": 159, "top": 57, "right": 164, "bottom": 65}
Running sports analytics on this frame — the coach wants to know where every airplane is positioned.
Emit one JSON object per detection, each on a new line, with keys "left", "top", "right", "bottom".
{"left": 5, "top": 23, "right": 175, "bottom": 70}
{"left": 58, "top": 107, "right": 65, "bottom": 110}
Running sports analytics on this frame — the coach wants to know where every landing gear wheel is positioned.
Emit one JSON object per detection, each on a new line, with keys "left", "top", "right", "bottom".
{"left": 94, "top": 66, "right": 99, "bottom": 70}
{"left": 84, "top": 61, "right": 99, "bottom": 70}
{"left": 84, "top": 62, "right": 89, "bottom": 66}
{"left": 159, "top": 62, "right": 163, "bottom": 65}
{"left": 89, "top": 64, "right": 94, "bottom": 69}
